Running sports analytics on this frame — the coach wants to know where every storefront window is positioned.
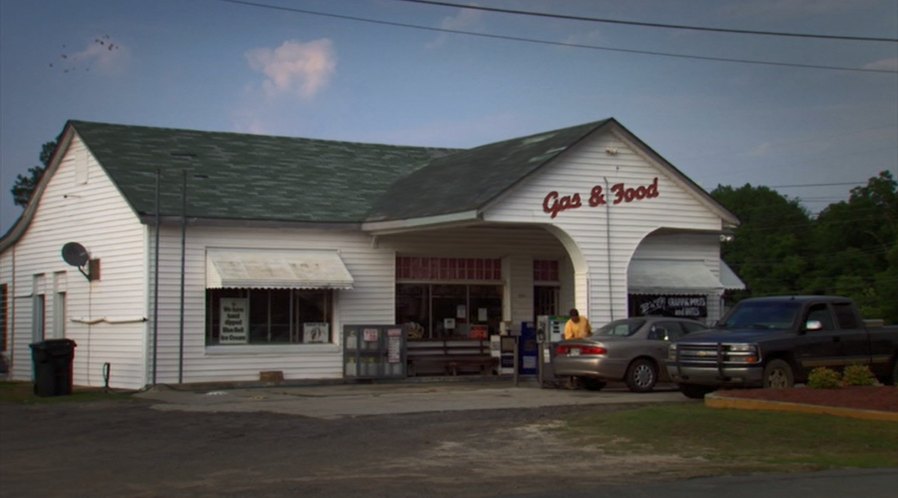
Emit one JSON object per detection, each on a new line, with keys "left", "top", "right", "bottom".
{"left": 396, "top": 283, "right": 502, "bottom": 341}
{"left": 396, "top": 284, "right": 428, "bottom": 340}
{"left": 206, "top": 288, "right": 332, "bottom": 345}
{"left": 431, "top": 284, "right": 467, "bottom": 339}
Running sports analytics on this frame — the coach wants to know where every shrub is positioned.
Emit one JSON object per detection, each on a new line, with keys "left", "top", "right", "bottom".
{"left": 842, "top": 364, "right": 877, "bottom": 386}
{"left": 807, "top": 367, "right": 841, "bottom": 389}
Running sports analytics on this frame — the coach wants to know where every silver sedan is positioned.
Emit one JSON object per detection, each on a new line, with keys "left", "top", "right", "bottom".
{"left": 553, "top": 317, "right": 707, "bottom": 392}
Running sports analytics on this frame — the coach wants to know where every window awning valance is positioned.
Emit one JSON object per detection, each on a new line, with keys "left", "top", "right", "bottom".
{"left": 206, "top": 249, "right": 354, "bottom": 289}
{"left": 628, "top": 259, "right": 724, "bottom": 295}
{"left": 719, "top": 260, "right": 746, "bottom": 290}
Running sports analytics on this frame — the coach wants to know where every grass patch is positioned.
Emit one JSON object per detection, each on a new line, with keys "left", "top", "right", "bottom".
{"left": 0, "top": 381, "right": 136, "bottom": 404}
{"left": 565, "top": 404, "right": 898, "bottom": 471}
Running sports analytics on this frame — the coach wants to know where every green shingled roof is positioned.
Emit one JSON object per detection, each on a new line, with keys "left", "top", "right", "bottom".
{"left": 367, "top": 120, "right": 610, "bottom": 221}
{"left": 69, "top": 119, "right": 612, "bottom": 225}
{"left": 71, "top": 121, "right": 455, "bottom": 224}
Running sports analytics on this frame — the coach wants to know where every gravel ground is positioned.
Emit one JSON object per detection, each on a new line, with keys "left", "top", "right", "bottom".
{"left": 0, "top": 399, "right": 706, "bottom": 498}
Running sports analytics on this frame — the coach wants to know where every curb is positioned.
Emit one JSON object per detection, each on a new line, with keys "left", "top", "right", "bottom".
{"left": 705, "top": 392, "right": 898, "bottom": 422}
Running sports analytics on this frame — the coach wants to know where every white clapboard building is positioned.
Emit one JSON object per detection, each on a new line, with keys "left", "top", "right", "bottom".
{"left": 0, "top": 118, "right": 744, "bottom": 389}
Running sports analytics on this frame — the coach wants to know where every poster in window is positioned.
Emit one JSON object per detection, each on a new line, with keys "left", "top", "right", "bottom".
{"left": 469, "top": 324, "right": 488, "bottom": 340}
{"left": 456, "top": 304, "right": 466, "bottom": 319}
{"left": 303, "top": 322, "right": 329, "bottom": 343}
{"left": 220, "top": 298, "right": 249, "bottom": 344}
{"left": 387, "top": 328, "right": 402, "bottom": 363}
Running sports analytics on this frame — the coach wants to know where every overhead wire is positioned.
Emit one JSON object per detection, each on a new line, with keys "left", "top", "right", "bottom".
{"left": 212, "top": 0, "right": 898, "bottom": 74}
{"left": 393, "top": 0, "right": 898, "bottom": 43}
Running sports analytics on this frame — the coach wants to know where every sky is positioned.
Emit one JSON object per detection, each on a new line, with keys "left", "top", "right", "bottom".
{"left": 1, "top": 0, "right": 896, "bottom": 235}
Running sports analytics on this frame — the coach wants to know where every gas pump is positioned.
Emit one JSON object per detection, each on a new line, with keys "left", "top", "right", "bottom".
{"left": 536, "top": 315, "right": 568, "bottom": 387}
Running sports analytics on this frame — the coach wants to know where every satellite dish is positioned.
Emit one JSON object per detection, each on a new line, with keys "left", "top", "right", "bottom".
{"left": 61, "top": 242, "right": 90, "bottom": 267}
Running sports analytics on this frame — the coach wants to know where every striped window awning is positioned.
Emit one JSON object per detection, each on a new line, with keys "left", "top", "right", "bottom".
{"left": 206, "top": 249, "right": 354, "bottom": 289}
{"left": 628, "top": 259, "right": 725, "bottom": 295}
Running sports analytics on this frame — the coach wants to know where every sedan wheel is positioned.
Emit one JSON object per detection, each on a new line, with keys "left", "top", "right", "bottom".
{"left": 625, "top": 358, "right": 658, "bottom": 393}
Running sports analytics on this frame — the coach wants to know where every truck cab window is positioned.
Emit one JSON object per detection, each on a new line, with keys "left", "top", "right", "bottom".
{"left": 832, "top": 303, "right": 860, "bottom": 329}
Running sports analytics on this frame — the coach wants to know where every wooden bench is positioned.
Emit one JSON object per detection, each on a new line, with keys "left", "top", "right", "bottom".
{"left": 406, "top": 339, "right": 498, "bottom": 376}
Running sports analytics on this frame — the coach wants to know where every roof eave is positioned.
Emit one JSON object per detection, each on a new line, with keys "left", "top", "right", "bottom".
{"left": 361, "top": 209, "right": 482, "bottom": 235}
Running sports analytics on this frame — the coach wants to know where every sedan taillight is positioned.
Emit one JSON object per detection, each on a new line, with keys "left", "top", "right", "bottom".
{"left": 556, "top": 344, "right": 607, "bottom": 355}
{"left": 579, "top": 346, "right": 608, "bottom": 355}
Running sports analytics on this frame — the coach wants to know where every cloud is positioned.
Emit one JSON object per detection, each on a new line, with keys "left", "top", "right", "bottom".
{"left": 864, "top": 58, "right": 898, "bottom": 71}
{"left": 246, "top": 39, "right": 336, "bottom": 99}
{"left": 563, "top": 29, "right": 604, "bottom": 47}
{"left": 428, "top": 7, "right": 484, "bottom": 48}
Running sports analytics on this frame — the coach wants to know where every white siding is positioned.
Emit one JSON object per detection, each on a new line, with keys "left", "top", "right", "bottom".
{"left": 150, "top": 226, "right": 397, "bottom": 384}
{"left": 147, "top": 223, "right": 580, "bottom": 385}
{"left": 484, "top": 130, "right": 724, "bottom": 326}
{"left": 5, "top": 136, "right": 148, "bottom": 389}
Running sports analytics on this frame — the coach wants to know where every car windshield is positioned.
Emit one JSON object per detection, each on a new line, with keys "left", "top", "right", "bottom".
{"left": 720, "top": 301, "right": 801, "bottom": 331}
{"left": 594, "top": 319, "right": 646, "bottom": 337}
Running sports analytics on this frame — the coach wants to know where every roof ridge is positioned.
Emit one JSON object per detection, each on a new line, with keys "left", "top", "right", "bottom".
{"left": 68, "top": 119, "right": 462, "bottom": 152}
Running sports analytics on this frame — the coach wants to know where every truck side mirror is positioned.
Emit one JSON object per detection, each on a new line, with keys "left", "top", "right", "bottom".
{"left": 804, "top": 320, "right": 823, "bottom": 332}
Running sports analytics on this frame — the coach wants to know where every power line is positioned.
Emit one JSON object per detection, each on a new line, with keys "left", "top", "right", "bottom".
{"left": 769, "top": 182, "right": 867, "bottom": 188}
{"left": 212, "top": 0, "right": 898, "bottom": 74}
{"left": 394, "top": 0, "right": 898, "bottom": 43}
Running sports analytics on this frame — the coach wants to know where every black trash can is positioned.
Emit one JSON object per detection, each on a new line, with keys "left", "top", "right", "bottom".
{"left": 29, "top": 339, "right": 77, "bottom": 397}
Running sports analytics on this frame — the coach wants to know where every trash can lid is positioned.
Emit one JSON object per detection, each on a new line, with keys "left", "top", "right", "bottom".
{"left": 29, "top": 339, "right": 77, "bottom": 349}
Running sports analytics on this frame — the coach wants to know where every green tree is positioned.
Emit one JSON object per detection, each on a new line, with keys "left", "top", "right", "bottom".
{"left": 807, "top": 171, "right": 897, "bottom": 320}
{"left": 11, "top": 140, "right": 57, "bottom": 207}
{"left": 712, "top": 184, "right": 813, "bottom": 298}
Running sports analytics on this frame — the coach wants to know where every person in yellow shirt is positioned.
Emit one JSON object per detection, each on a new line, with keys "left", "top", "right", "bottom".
{"left": 563, "top": 308, "right": 591, "bottom": 340}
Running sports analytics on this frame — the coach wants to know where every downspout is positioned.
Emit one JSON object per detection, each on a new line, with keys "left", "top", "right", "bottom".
{"left": 603, "top": 177, "right": 614, "bottom": 321}
{"left": 9, "top": 245, "right": 15, "bottom": 373}
{"left": 152, "top": 169, "right": 160, "bottom": 385}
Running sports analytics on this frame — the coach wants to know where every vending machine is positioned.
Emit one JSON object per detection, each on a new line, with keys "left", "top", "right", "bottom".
{"left": 518, "top": 321, "right": 538, "bottom": 375}
{"left": 536, "top": 315, "right": 568, "bottom": 386}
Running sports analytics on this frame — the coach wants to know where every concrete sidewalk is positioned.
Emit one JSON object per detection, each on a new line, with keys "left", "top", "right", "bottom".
{"left": 135, "top": 377, "right": 688, "bottom": 419}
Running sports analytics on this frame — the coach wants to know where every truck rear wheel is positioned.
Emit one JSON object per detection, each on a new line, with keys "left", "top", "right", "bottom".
{"left": 678, "top": 384, "right": 713, "bottom": 399}
{"left": 763, "top": 359, "right": 794, "bottom": 389}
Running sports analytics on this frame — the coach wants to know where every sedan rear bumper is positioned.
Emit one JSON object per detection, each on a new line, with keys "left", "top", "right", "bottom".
{"left": 553, "top": 356, "right": 629, "bottom": 380}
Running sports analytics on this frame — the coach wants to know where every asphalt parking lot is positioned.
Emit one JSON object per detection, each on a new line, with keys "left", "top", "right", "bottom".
{"left": 3, "top": 378, "right": 896, "bottom": 498}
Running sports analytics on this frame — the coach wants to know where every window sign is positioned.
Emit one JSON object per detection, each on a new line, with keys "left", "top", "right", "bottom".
{"left": 363, "top": 328, "right": 379, "bottom": 342}
{"left": 478, "top": 307, "right": 488, "bottom": 322}
{"left": 444, "top": 318, "right": 456, "bottom": 330}
{"left": 220, "top": 298, "right": 249, "bottom": 344}
{"left": 456, "top": 304, "right": 466, "bottom": 319}
{"left": 303, "top": 322, "right": 329, "bottom": 343}
{"left": 387, "top": 328, "right": 402, "bottom": 363}
{"left": 632, "top": 295, "right": 707, "bottom": 318}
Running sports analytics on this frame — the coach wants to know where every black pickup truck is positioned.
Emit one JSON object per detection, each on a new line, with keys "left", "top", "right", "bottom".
{"left": 666, "top": 295, "right": 898, "bottom": 398}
